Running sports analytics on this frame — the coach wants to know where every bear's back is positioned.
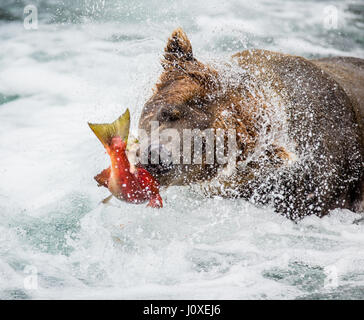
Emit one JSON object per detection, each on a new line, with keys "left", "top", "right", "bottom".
{"left": 311, "top": 56, "right": 364, "bottom": 154}
{"left": 232, "top": 49, "right": 363, "bottom": 217}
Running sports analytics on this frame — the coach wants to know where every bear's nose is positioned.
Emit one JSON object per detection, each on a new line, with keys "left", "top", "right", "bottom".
{"left": 142, "top": 144, "right": 174, "bottom": 175}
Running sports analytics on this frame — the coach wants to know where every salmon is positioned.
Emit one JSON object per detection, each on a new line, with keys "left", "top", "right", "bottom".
{"left": 88, "top": 109, "right": 163, "bottom": 208}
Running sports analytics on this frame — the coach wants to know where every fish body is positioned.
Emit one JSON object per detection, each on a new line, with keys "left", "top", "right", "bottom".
{"left": 89, "top": 110, "right": 163, "bottom": 208}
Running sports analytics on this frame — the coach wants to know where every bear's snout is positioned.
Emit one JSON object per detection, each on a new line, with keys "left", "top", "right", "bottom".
{"left": 142, "top": 144, "right": 174, "bottom": 175}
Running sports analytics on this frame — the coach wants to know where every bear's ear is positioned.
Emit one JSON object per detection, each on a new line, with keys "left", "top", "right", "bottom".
{"left": 162, "top": 28, "right": 194, "bottom": 69}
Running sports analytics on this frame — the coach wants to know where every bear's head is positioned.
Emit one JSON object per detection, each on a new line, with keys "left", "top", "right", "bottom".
{"left": 138, "top": 29, "right": 251, "bottom": 186}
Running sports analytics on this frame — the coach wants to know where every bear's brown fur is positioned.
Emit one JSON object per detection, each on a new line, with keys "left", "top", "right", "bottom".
{"left": 138, "top": 28, "right": 364, "bottom": 220}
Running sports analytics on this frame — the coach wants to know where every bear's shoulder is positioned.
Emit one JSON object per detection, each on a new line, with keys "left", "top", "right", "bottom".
{"left": 231, "top": 49, "right": 314, "bottom": 76}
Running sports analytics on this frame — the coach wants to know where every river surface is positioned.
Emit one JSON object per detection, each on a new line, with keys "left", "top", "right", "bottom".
{"left": 0, "top": 0, "right": 364, "bottom": 299}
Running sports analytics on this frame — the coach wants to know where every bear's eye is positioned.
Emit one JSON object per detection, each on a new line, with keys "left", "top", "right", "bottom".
{"left": 158, "top": 107, "right": 182, "bottom": 122}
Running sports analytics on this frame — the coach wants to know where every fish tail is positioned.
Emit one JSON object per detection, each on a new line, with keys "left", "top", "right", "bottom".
{"left": 88, "top": 109, "right": 130, "bottom": 147}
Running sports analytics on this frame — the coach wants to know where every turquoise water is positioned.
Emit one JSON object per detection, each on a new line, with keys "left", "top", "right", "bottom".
{"left": 0, "top": 0, "right": 364, "bottom": 299}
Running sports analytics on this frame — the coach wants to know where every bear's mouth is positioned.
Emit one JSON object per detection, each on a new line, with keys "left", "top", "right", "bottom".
{"left": 141, "top": 144, "right": 175, "bottom": 176}
{"left": 143, "top": 162, "right": 174, "bottom": 175}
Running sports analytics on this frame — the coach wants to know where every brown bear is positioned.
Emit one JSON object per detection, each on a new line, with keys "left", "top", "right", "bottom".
{"left": 138, "top": 28, "right": 364, "bottom": 220}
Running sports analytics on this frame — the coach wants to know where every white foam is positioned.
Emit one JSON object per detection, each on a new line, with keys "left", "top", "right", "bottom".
{"left": 0, "top": 0, "right": 363, "bottom": 299}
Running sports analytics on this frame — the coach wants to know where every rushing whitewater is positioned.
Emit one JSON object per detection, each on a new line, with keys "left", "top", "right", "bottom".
{"left": 0, "top": 0, "right": 364, "bottom": 299}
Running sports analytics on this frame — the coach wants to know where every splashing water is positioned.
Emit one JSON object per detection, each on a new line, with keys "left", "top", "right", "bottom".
{"left": 0, "top": 0, "right": 364, "bottom": 299}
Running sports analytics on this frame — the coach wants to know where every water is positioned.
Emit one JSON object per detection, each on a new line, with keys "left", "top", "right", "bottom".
{"left": 0, "top": 0, "right": 364, "bottom": 299}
